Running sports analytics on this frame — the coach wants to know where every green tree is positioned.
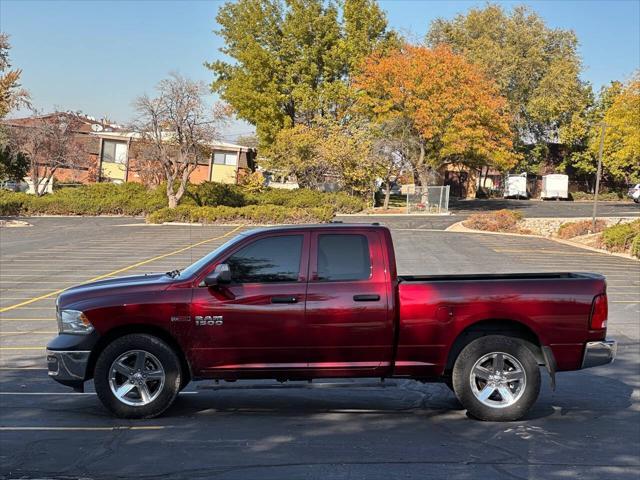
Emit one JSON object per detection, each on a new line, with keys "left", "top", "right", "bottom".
{"left": 560, "top": 81, "right": 622, "bottom": 180}
{"left": 207, "top": 0, "right": 395, "bottom": 147}
{"left": 265, "top": 118, "right": 378, "bottom": 197}
{"left": 0, "top": 144, "right": 29, "bottom": 183}
{"left": 427, "top": 4, "right": 589, "bottom": 167}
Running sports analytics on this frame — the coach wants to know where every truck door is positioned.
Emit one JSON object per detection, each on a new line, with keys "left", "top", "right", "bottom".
{"left": 188, "top": 232, "right": 311, "bottom": 376}
{"left": 304, "top": 230, "right": 393, "bottom": 376}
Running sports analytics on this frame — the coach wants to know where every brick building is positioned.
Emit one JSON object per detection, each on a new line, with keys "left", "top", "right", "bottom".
{"left": 3, "top": 112, "right": 256, "bottom": 188}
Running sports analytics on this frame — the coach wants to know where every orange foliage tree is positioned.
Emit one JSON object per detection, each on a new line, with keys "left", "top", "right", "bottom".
{"left": 354, "top": 44, "right": 518, "bottom": 186}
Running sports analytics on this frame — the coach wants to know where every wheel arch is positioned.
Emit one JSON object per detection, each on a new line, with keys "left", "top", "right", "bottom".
{"left": 444, "top": 319, "right": 544, "bottom": 374}
{"left": 87, "top": 324, "right": 192, "bottom": 386}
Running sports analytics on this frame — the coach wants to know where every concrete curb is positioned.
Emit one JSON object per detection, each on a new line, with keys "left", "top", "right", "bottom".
{"left": 446, "top": 220, "right": 640, "bottom": 262}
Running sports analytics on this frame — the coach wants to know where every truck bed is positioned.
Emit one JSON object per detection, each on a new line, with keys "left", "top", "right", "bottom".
{"left": 398, "top": 272, "right": 604, "bottom": 283}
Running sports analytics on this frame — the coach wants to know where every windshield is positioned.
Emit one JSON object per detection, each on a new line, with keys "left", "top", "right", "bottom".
{"left": 177, "top": 234, "right": 246, "bottom": 279}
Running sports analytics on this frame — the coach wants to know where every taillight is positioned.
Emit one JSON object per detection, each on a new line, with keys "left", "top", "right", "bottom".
{"left": 590, "top": 294, "right": 608, "bottom": 330}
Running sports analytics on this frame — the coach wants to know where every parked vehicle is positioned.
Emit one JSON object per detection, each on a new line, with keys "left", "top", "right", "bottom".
{"left": 541, "top": 174, "right": 569, "bottom": 200}
{"left": 48, "top": 224, "right": 616, "bottom": 421}
{"left": 628, "top": 183, "right": 640, "bottom": 203}
{"left": 503, "top": 173, "right": 528, "bottom": 199}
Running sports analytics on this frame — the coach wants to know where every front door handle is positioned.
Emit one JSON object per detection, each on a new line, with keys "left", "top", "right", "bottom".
{"left": 353, "top": 294, "right": 380, "bottom": 302}
{"left": 271, "top": 296, "right": 298, "bottom": 304}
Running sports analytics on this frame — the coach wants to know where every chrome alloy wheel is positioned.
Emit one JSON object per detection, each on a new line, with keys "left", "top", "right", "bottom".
{"left": 469, "top": 352, "right": 526, "bottom": 409}
{"left": 108, "top": 350, "right": 165, "bottom": 407}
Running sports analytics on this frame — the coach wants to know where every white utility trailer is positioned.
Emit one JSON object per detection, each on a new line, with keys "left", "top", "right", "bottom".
{"left": 503, "top": 173, "right": 528, "bottom": 199}
{"left": 541, "top": 174, "right": 569, "bottom": 200}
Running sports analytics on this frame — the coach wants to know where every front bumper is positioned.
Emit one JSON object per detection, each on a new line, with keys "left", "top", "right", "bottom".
{"left": 582, "top": 340, "right": 617, "bottom": 369}
{"left": 47, "top": 350, "right": 91, "bottom": 383}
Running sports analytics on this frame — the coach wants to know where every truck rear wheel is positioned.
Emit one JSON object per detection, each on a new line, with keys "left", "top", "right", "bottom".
{"left": 94, "top": 334, "right": 181, "bottom": 419}
{"left": 452, "top": 335, "right": 540, "bottom": 421}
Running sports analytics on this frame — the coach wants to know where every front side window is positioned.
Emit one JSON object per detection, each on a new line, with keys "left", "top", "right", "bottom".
{"left": 317, "top": 234, "right": 371, "bottom": 281}
{"left": 226, "top": 235, "right": 303, "bottom": 283}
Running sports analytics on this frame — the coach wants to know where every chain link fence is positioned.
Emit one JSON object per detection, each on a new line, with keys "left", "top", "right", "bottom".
{"left": 402, "top": 185, "right": 450, "bottom": 214}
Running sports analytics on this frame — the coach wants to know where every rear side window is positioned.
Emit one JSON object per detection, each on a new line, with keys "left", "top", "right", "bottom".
{"left": 226, "top": 235, "right": 303, "bottom": 283}
{"left": 317, "top": 234, "right": 371, "bottom": 281}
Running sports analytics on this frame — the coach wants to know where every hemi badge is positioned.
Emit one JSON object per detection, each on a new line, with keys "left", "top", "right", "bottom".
{"left": 170, "top": 316, "right": 191, "bottom": 322}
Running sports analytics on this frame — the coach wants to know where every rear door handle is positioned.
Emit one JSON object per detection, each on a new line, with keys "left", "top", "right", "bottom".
{"left": 353, "top": 294, "right": 380, "bottom": 302}
{"left": 271, "top": 296, "right": 298, "bottom": 304}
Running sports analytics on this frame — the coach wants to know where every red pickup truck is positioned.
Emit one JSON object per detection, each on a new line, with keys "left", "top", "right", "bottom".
{"left": 47, "top": 224, "right": 616, "bottom": 421}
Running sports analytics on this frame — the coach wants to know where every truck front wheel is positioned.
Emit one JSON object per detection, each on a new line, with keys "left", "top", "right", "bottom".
{"left": 452, "top": 335, "right": 540, "bottom": 421}
{"left": 94, "top": 334, "right": 181, "bottom": 418}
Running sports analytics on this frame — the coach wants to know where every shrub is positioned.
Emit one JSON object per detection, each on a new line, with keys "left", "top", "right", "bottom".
{"left": 0, "top": 190, "right": 28, "bottom": 216}
{"left": 186, "top": 182, "right": 247, "bottom": 207}
{"left": 557, "top": 219, "right": 607, "bottom": 239}
{"left": 631, "top": 234, "right": 640, "bottom": 259}
{"left": 600, "top": 220, "right": 640, "bottom": 252}
{"left": 464, "top": 209, "right": 526, "bottom": 233}
{"left": 572, "top": 191, "right": 626, "bottom": 201}
{"left": 147, "top": 204, "right": 335, "bottom": 225}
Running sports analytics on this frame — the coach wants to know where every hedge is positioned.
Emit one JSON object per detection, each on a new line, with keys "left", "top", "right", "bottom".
{"left": 147, "top": 204, "right": 335, "bottom": 224}
{"left": 0, "top": 183, "right": 167, "bottom": 216}
{"left": 0, "top": 181, "right": 366, "bottom": 220}
{"left": 188, "top": 181, "right": 367, "bottom": 213}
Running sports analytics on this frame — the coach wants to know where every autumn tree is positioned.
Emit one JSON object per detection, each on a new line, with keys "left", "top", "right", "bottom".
{"left": 355, "top": 44, "right": 517, "bottom": 186}
{"left": 10, "top": 112, "right": 86, "bottom": 195}
{"left": 0, "top": 33, "right": 30, "bottom": 184}
{"left": 598, "top": 75, "right": 639, "bottom": 183}
{"left": 0, "top": 33, "right": 29, "bottom": 119}
{"left": 207, "top": 0, "right": 396, "bottom": 147}
{"left": 132, "top": 73, "right": 231, "bottom": 208}
{"left": 427, "top": 4, "right": 589, "bottom": 168}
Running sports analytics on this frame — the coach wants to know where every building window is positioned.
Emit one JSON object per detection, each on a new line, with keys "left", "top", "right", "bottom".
{"left": 102, "top": 140, "right": 128, "bottom": 164}
{"left": 213, "top": 151, "right": 238, "bottom": 166}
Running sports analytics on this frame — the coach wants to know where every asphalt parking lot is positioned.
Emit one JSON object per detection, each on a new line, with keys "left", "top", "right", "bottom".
{"left": 1, "top": 215, "right": 639, "bottom": 479}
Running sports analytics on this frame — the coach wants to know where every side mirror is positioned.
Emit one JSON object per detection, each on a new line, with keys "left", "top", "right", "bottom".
{"left": 203, "top": 263, "right": 231, "bottom": 287}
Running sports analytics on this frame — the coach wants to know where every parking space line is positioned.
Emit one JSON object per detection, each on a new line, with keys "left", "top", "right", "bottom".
{"left": 0, "top": 225, "right": 243, "bottom": 313}
{"left": 0, "top": 426, "right": 165, "bottom": 431}
{"left": 0, "top": 331, "right": 57, "bottom": 335}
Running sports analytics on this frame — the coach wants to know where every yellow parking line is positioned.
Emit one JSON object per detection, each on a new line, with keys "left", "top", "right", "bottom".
{"left": 0, "top": 347, "right": 45, "bottom": 350}
{"left": 0, "top": 319, "right": 55, "bottom": 321}
{"left": 0, "top": 225, "right": 243, "bottom": 314}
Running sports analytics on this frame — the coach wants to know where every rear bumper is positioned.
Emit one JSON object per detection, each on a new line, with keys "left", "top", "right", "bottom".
{"left": 582, "top": 340, "right": 617, "bottom": 369}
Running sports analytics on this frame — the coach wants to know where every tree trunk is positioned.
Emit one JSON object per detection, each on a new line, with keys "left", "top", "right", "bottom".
{"left": 168, "top": 194, "right": 178, "bottom": 209}
{"left": 383, "top": 181, "right": 391, "bottom": 209}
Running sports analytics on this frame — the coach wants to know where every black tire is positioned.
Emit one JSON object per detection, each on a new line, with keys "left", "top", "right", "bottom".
{"left": 452, "top": 335, "right": 540, "bottom": 421}
{"left": 94, "top": 334, "right": 181, "bottom": 419}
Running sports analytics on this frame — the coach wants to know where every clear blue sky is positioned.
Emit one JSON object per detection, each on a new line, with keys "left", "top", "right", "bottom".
{"left": 1, "top": 0, "right": 639, "bottom": 140}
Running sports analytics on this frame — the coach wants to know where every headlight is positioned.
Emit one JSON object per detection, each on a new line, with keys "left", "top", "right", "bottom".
{"left": 57, "top": 309, "right": 94, "bottom": 334}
